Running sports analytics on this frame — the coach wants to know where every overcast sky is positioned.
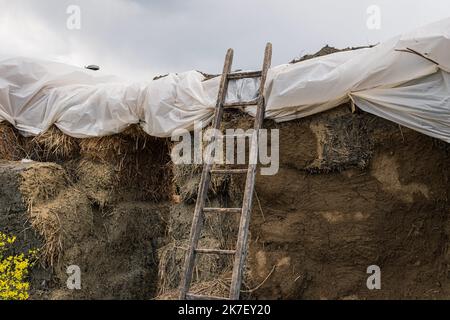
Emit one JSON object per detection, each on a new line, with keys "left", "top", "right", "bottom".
{"left": 1, "top": 0, "right": 450, "bottom": 81}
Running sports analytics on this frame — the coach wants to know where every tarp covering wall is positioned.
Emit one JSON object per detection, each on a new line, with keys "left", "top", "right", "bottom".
{"left": 0, "top": 18, "right": 449, "bottom": 142}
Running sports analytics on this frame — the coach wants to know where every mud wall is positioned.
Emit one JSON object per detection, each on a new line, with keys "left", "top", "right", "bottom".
{"left": 165, "top": 105, "right": 450, "bottom": 299}
{"left": 247, "top": 107, "right": 450, "bottom": 299}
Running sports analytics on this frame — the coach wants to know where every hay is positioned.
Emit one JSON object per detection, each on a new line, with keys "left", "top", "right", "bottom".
{"left": 158, "top": 200, "right": 239, "bottom": 296}
{"left": 121, "top": 124, "right": 150, "bottom": 140}
{"left": 306, "top": 110, "right": 374, "bottom": 173}
{"left": 172, "top": 163, "right": 202, "bottom": 203}
{"left": 155, "top": 269, "right": 258, "bottom": 300}
{"left": 19, "top": 162, "right": 69, "bottom": 206}
{"left": 32, "top": 126, "right": 80, "bottom": 161}
{"left": 79, "top": 135, "right": 130, "bottom": 163}
{"left": 167, "top": 200, "right": 239, "bottom": 244}
{"left": 171, "top": 130, "right": 234, "bottom": 204}
{"left": 78, "top": 126, "right": 172, "bottom": 202}
{"left": 156, "top": 275, "right": 232, "bottom": 300}
{"left": 17, "top": 162, "right": 80, "bottom": 265}
{"left": 119, "top": 146, "right": 172, "bottom": 202}
{"left": 29, "top": 202, "right": 62, "bottom": 266}
{"left": 0, "top": 122, "right": 23, "bottom": 160}
{"left": 29, "top": 187, "right": 93, "bottom": 266}
{"left": 0, "top": 122, "right": 172, "bottom": 202}
{"left": 171, "top": 111, "right": 254, "bottom": 203}
{"left": 156, "top": 239, "right": 234, "bottom": 296}
{"left": 76, "top": 159, "right": 119, "bottom": 207}
{"left": 79, "top": 125, "right": 151, "bottom": 162}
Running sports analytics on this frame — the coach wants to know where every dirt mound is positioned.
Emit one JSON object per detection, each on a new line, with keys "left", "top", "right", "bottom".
{"left": 0, "top": 159, "right": 172, "bottom": 299}
{"left": 0, "top": 123, "right": 173, "bottom": 299}
{"left": 290, "top": 44, "right": 375, "bottom": 64}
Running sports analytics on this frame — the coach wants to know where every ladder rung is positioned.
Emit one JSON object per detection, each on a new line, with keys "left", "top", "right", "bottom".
{"left": 186, "top": 293, "right": 230, "bottom": 300}
{"left": 203, "top": 207, "right": 242, "bottom": 214}
{"left": 195, "top": 248, "right": 236, "bottom": 255}
{"left": 223, "top": 99, "right": 259, "bottom": 108}
{"left": 211, "top": 169, "right": 248, "bottom": 174}
{"left": 227, "top": 71, "right": 262, "bottom": 80}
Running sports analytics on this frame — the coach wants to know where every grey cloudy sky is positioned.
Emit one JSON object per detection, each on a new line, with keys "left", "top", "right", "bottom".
{"left": 1, "top": 0, "right": 450, "bottom": 81}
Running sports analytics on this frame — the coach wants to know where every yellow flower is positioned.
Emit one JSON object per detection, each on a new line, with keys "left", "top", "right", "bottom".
{"left": 6, "top": 236, "right": 16, "bottom": 245}
{"left": 0, "top": 232, "right": 36, "bottom": 301}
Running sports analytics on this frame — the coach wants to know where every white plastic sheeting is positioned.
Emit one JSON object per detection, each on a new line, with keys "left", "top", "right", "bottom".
{"left": 0, "top": 18, "right": 449, "bottom": 142}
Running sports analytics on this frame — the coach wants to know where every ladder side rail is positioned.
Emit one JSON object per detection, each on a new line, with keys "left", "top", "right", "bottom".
{"left": 229, "top": 43, "right": 272, "bottom": 300}
{"left": 179, "top": 48, "right": 234, "bottom": 299}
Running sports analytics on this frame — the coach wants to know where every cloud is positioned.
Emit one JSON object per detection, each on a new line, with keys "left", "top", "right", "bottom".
{"left": 1, "top": 0, "right": 450, "bottom": 81}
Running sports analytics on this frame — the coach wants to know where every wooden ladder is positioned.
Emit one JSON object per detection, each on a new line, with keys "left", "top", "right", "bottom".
{"left": 179, "top": 43, "right": 272, "bottom": 300}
